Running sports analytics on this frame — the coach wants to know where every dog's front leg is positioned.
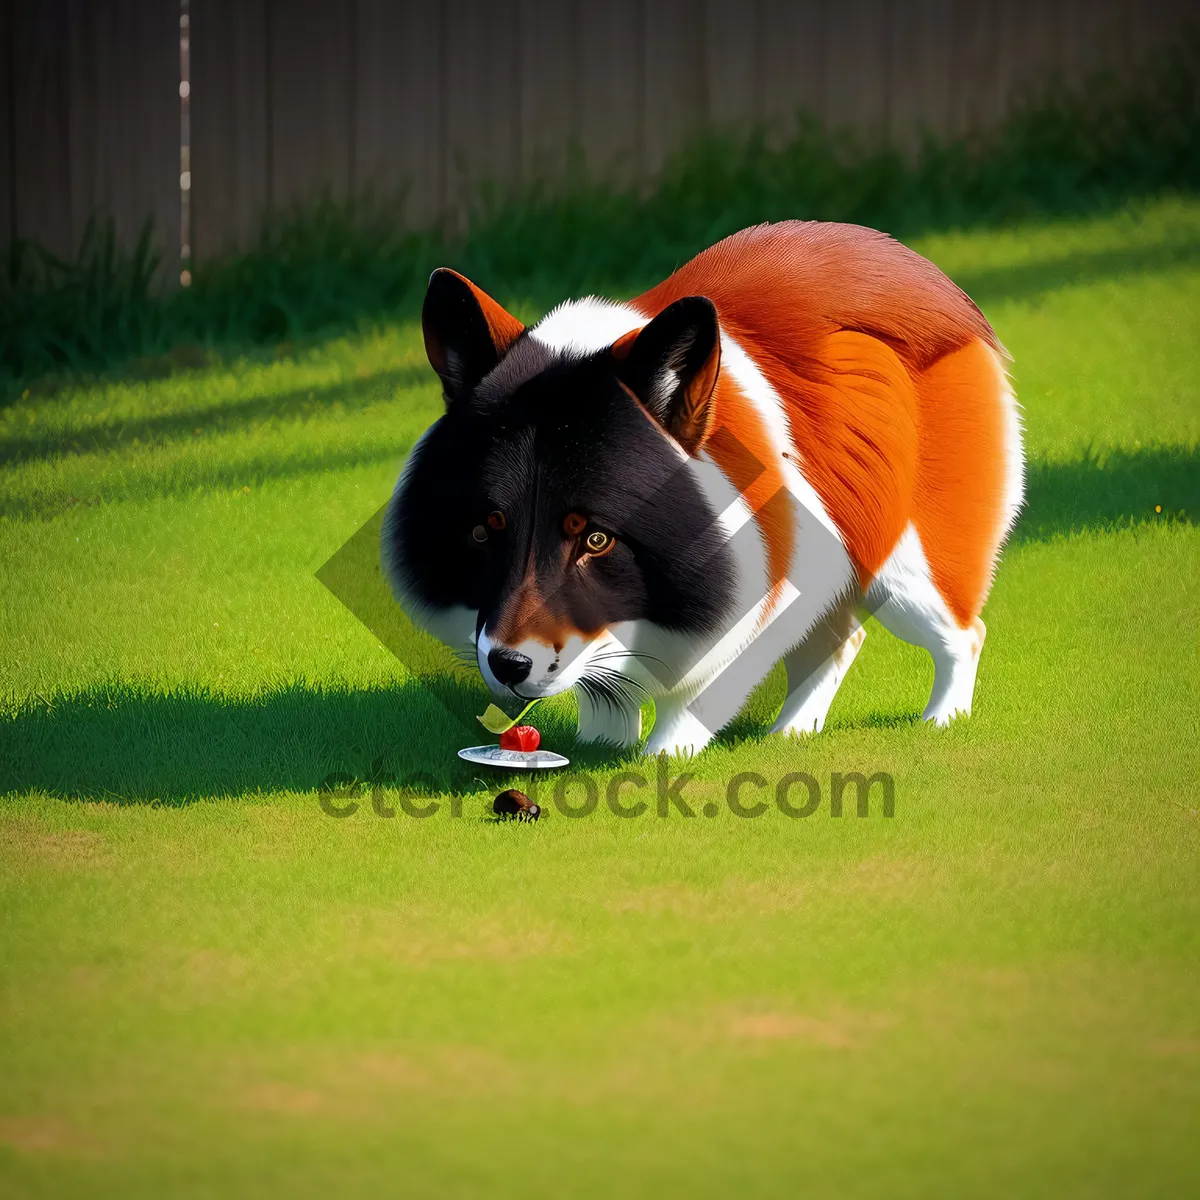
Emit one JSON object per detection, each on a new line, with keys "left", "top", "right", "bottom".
{"left": 643, "top": 691, "right": 717, "bottom": 758}
{"left": 576, "top": 686, "right": 643, "bottom": 748}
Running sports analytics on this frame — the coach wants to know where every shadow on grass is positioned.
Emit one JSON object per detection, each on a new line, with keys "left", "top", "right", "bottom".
{"left": 955, "top": 237, "right": 1200, "bottom": 310}
{"left": 2, "top": 445, "right": 1194, "bottom": 803}
{"left": 0, "top": 365, "right": 430, "bottom": 469}
{"left": 0, "top": 676, "right": 504, "bottom": 804}
{"left": 1015, "top": 444, "right": 1198, "bottom": 543}
{"left": 0, "top": 677, "right": 668, "bottom": 805}
{"left": 4, "top": 440, "right": 417, "bottom": 521}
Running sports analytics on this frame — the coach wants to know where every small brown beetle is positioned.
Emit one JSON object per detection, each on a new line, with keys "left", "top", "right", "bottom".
{"left": 493, "top": 789, "right": 541, "bottom": 822}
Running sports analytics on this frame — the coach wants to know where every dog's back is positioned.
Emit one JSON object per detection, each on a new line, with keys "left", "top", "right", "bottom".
{"left": 632, "top": 221, "right": 1024, "bottom": 627}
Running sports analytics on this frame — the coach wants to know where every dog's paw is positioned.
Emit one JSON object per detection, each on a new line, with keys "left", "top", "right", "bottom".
{"left": 644, "top": 708, "right": 713, "bottom": 758}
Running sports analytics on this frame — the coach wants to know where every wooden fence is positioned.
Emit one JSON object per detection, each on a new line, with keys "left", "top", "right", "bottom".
{"left": 2, "top": 0, "right": 181, "bottom": 271}
{"left": 2, "top": 0, "right": 1196, "bottom": 278}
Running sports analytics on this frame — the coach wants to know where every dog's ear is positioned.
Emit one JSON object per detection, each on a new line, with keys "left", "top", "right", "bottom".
{"left": 614, "top": 296, "right": 720, "bottom": 455}
{"left": 422, "top": 269, "right": 525, "bottom": 405}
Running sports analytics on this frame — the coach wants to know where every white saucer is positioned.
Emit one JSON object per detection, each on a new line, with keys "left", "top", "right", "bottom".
{"left": 457, "top": 745, "right": 570, "bottom": 770}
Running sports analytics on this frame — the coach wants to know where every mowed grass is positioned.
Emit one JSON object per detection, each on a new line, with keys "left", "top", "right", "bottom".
{"left": 2, "top": 197, "right": 1199, "bottom": 1198}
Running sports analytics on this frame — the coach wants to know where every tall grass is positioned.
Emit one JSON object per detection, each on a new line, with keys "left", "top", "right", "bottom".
{"left": 2, "top": 35, "right": 1198, "bottom": 392}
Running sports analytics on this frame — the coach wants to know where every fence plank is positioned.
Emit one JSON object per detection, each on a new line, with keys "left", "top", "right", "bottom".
{"left": 642, "top": 0, "right": 707, "bottom": 175}
{"left": 191, "top": 0, "right": 269, "bottom": 259}
{"left": 704, "top": 0, "right": 763, "bottom": 129}
{"left": 887, "top": 0, "right": 956, "bottom": 149}
{"left": 10, "top": 0, "right": 177, "bottom": 275}
{"left": 267, "top": 0, "right": 354, "bottom": 211}
{"left": 577, "top": 0, "right": 644, "bottom": 187}
{"left": 989, "top": 0, "right": 1048, "bottom": 116}
{"left": 1131, "top": 0, "right": 1196, "bottom": 62}
{"left": 759, "top": 0, "right": 826, "bottom": 138}
{"left": 822, "top": 0, "right": 894, "bottom": 138}
{"left": 948, "top": 0, "right": 1003, "bottom": 137}
{"left": 81, "top": 0, "right": 180, "bottom": 280}
{"left": 63, "top": 2, "right": 101, "bottom": 254}
{"left": 11, "top": 0, "right": 73, "bottom": 258}
{"left": 1063, "top": 0, "right": 1114, "bottom": 82}
{"left": 517, "top": 0, "right": 582, "bottom": 187}
{"left": 444, "top": 0, "right": 520, "bottom": 223}
{"left": 355, "top": 0, "right": 446, "bottom": 227}
{"left": 0, "top": 0, "right": 13, "bottom": 250}
{"left": 1054, "top": 0, "right": 1152, "bottom": 87}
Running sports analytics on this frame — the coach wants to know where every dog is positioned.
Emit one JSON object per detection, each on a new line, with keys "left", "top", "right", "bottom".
{"left": 383, "top": 221, "right": 1024, "bottom": 756}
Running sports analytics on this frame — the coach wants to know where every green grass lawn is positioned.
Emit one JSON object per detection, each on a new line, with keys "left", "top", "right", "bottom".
{"left": 2, "top": 197, "right": 1199, "bottom": 1198}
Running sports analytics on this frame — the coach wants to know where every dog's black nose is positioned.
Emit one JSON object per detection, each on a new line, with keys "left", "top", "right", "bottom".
{"left": 487, "top": 647, "right": 532, "bottom": 689}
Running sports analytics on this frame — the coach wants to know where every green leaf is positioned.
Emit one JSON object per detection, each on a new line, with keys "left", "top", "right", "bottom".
{"left": 476, "top": 704, "right": 513, "bottom": 734}
{"left": 476, "top": 699, "right": 540, "bottom": 735}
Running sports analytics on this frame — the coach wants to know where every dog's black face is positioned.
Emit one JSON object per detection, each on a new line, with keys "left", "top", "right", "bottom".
{"left": 383, "top": 271, "right": 736, "bottom": 699}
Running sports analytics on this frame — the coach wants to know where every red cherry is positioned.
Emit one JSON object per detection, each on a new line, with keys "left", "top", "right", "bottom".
{"left": 499, "top": 725, "right": 540, "bottom": 752}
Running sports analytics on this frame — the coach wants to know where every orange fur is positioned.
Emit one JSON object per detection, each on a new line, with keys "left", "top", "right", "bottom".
{"left": 705, "top": 373, "right": 796, "bottom": 608}
{"left": 912, "top": 340, "right": 1008, "bottom": 625}
{"left": 632, "top": 221, "right": 1009, "bottom": 625}
{"left": 491, "top": 574, "right": 582, "bottom": 648}
{"left": 451, "top": 269, "right": 526, "bottom": 354}
{"left": 787, "top": 330, "right": 918, "bottom": 585}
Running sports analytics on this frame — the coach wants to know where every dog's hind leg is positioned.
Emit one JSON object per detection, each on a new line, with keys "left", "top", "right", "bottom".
{"left": 771, "top": 609, "right": 865, "bottom": 737}
{"left": 872, "top": 597, "right": 984, "bottom": 725}
{"left": 866, "top": 528, "right": 987, "bottom": 726}
{"left": 921, "top": 615, "right": 985, "bottom": 724}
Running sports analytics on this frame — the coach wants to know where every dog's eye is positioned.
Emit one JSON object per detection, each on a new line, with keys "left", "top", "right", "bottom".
{"left": 471, "top": 525, "right": 488, "bottom": 543}
{"left": 487, "top": 511, "right": 506, "bottom": 531}
{"left": 584, "top": 530, "right": 614, "bottom": 555}
{"left": 563, "top": 512, "right": 587, "bottom": 536}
